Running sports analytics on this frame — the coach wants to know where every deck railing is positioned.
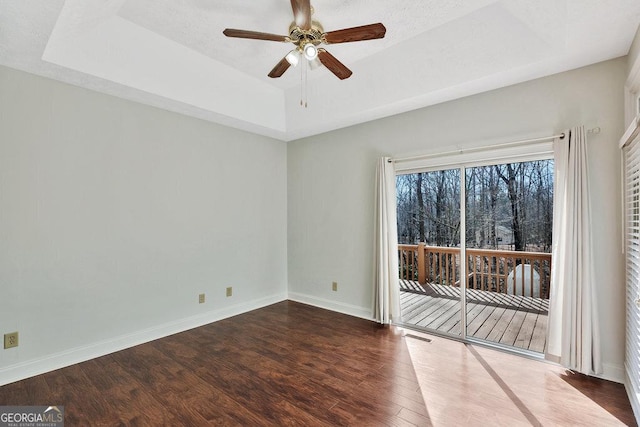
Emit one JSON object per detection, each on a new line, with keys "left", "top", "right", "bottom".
{"left": 398, "top": 243, "right": 552, "bottom": 299}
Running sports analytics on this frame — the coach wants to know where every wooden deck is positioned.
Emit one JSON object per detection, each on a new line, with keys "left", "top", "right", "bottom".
{"left": 400, "top": 279, "right": 548, "bottom": 353}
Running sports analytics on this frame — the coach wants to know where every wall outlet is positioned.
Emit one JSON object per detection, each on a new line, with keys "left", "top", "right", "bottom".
{"left": 332, "top": 281, "right": 338, "bottom": 292}
{"left": 198, "top": 293, "right": 205, "bottom": 304}
{"left": 226, "top": 287, "right": 233, "bottom": 297}
{"left": 4, "top": 332, "right": 18, "bottom": 349}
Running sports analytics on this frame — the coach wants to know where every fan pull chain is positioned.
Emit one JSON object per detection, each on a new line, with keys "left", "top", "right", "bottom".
{"left": 304, "top": 60, "right": 308, "bottom": 108}
{"left": 300, "top": 59, "right": 308, "bottom": 108}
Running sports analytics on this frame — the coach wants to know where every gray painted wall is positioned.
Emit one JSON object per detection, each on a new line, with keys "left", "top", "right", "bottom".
{"left": 0, "top": 65, "right": 288, "bottom": 384}
{"left": 0, "top": 56, "right": 628, "bottom": 385}
{"left": 288, "top": 57, "right": 627, "bottom": 381}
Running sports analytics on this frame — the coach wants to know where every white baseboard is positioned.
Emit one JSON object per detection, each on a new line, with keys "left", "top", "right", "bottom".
{"left": 287, "top": 292, "right": 374, "bottom": 321}
{"left": 0, "top": 293, "right": 287, "bottom": 387}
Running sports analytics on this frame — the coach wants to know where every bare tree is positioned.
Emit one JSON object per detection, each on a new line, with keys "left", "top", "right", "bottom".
{"left": 396, "top": 160, "right": 553, "bottom": 252}
{"left": 495, "top": 163, "right": 525, "bottom": 251}
{"left": 416, "top": 173, "right": 425, "bottom": 243}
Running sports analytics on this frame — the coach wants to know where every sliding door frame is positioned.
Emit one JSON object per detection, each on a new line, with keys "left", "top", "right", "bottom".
{"left": 395, "top": 146, "right": 554, "bottom": 353}
{"left": 459, "top": 166, "right": 467, "bottom": 341}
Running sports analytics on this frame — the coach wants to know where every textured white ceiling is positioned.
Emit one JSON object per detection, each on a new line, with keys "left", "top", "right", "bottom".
{"left": 1, "top": 0, "right": 640, "bottom": 141}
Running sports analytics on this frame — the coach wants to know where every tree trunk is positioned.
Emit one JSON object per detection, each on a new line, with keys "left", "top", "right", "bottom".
{"left": 435, "top": 171, "right": 446, "bottom": 245}
{"left": 496, "top": 164, "right": 524, "bottom": 252}
{"left": 416, "top": 173, "right": 425, "bottom": 243}
{"left": 489, "top": 171, "right": 498, "bottom": 248}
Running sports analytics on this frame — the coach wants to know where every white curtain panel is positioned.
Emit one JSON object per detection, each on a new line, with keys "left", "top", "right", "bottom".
{"left": 547, "top": 126, "right": 602, "bottom": 375}
{"left": 373, "top": 157, "right": 400, "bottom": 324}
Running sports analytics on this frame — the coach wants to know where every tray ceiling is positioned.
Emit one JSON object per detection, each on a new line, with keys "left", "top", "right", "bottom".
{"left": 2, "top": 0, "right": 640, "bottom": 141}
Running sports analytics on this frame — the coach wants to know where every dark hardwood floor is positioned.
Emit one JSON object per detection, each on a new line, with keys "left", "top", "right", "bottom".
{"left": 0, "top": 301, "right": 635, "bottom": 426}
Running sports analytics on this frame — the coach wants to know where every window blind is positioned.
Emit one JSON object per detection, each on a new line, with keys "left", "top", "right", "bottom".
{"left": 624, "top": 129, "right": 640, "bottom": 397}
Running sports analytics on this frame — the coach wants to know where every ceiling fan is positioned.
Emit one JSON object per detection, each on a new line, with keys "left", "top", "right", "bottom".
{"left": 223, "top": 0, "right": 386, "bottom": 80}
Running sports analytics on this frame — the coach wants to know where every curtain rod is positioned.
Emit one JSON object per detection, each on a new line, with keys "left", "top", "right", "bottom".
{"left": 390, "top": 127, "right": 601, "bottom": 164}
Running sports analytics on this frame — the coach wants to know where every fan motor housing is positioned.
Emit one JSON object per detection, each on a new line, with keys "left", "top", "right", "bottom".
{"left": 289, "top": 21, "right": 324, "bottom": 46}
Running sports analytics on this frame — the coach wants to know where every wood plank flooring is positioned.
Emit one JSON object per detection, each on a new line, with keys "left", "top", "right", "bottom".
{"left": 0, "top": 301, "right": 635, "bottom": 426}
{"left": 400, "top": 280, "right": 548, "bottom": 353}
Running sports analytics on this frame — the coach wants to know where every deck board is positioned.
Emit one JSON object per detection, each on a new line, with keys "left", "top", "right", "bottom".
{"left": 514, "top": 310, "right": 538, "bottom": 349}
{"left": 467, "top": 303, "right": 497, "bottom": 336}
{"left": 500, "top": 309, "right": 528, "bottom": 347}
{"left": 474, "top": 305, "right": 508, "bottom": 340}
{"left": 529, "top": 313, "right": 548, "bottom": 353}
{"left": 437, "top": 308, "right": 462, "bottom": 336}
{"left": 424, "top": 299, "right": 459, "bottom": 330}
{"left": 485, "top": 305, "right": 520, "bottom": 345}
{"left": 399, "top": 280, "right": 548, "bottom": 353}
{"left": 419, "top": 299, "right": 458, "bottom": 328}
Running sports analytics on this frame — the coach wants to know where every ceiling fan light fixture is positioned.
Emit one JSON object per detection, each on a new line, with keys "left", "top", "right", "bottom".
{"left": 223, "top": 1, "right": 386, "bottom": 81}
{"left": 285, "top": 49, "right": 300, "bottom": 66}
{"left": 303, "top": 42, "right": 318, "bottom": 61}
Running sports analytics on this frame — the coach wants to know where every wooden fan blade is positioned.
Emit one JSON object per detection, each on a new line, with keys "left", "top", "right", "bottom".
{"left": 268, "top": 57, "right": 292, "bottom": 78}
{"left": 223, "top": 28, "right": 288, "bottom": 42}
{"left": 317, "top": 49, "right": 352, "bottom": 80}
{"left": 290, "top": 0, "right": 311, "bottom": 30}
{"left": 323, "top": 23, "right": 386, "bottom": 44}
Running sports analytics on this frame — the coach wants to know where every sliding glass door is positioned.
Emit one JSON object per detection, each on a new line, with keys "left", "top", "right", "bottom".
{"left": 396, "top": 158, "right": 553, "bottom": 354}
{"left": 463, "top": 161, "right": 552, "bottom": 353}
{"left": 397, "top": 168, "right": 461, "bottom": 337}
